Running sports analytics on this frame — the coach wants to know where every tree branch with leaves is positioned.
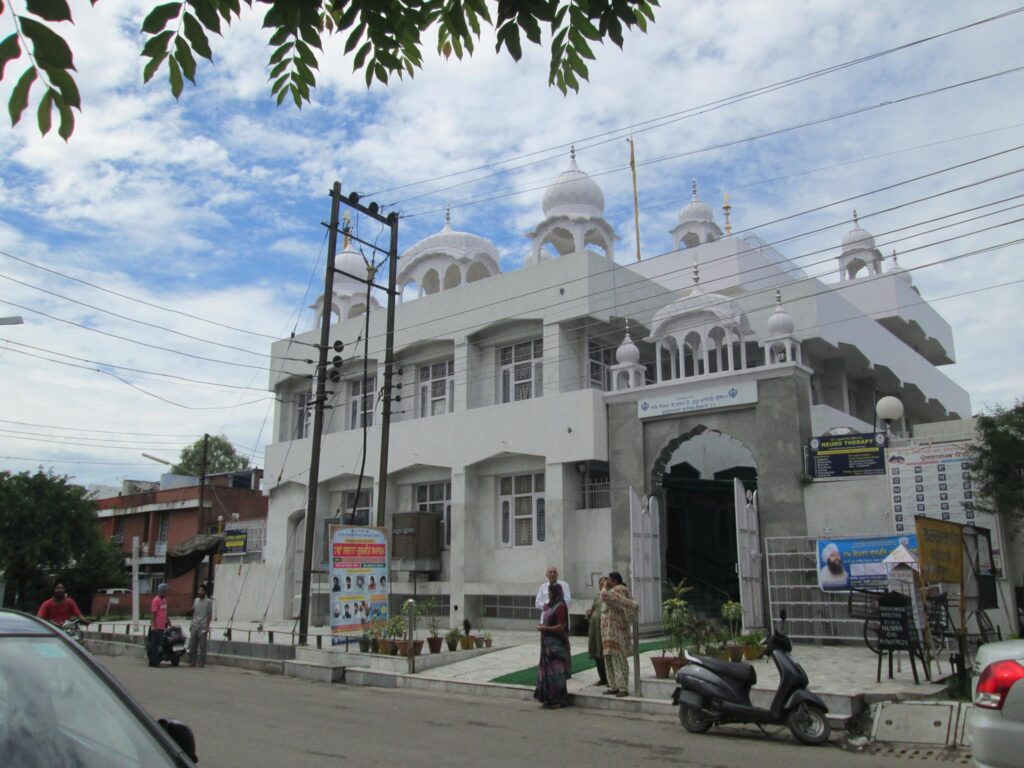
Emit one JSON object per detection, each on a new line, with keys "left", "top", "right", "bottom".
{"left": 2, "top": 0, "right": 658, "bottom": 139}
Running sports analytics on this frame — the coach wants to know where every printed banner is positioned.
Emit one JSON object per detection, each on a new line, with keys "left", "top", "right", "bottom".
{"left": 816, "top": 535, "right": 918, "bottom": 592}
{"left": 637, "top": 381, "right": 757, "bottom": 419}
{"left": 887, "top": 441, "right": 976, "bottom": 533}
{"left": 329, "top": 526, "right": 389, "bottom": 644}
{"left": 806, "top": 433, "right": 886, "bottom": 479}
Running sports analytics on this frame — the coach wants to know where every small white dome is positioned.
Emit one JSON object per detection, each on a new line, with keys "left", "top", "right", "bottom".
{"left": 842, "top": 211, "right": 876, "bottom": 253}
{"left": 767, "top": 289, "right": 795, "bottom": 336}
{"left": 678, "top": 180, "right": 714, "bottom": 225}
{"left": 542, "top": 151, "right": 605, "bottom": 219}
{"left": 767, "top": 305, "right": 795, "bottom": 336}
{"left": 616, "top": 332, "right": 640, "bottom": 365}
{"left": 889, "top": 252, "right": 913, "bottom": 284}
{"left": 335, "top": 244, "right": 368, "bottom": 293}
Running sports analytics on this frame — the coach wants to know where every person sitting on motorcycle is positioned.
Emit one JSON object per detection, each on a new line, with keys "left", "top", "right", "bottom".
{"left": 37, "top": 581, "right": 89, "bottom": 628}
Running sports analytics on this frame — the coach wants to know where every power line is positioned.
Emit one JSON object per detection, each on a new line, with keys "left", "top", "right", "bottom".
{"left": 400, "top": 66, "right": 1024, "bottom": 218}
{"left": 0, "top": 456, "right": 160, "bottom": 467}
{"left": 367, "top": 6, "right": 1024, "bottom": 201}
{"left": 0, "top": 248, "right": 318, "bottom": 346}
{"left": 0, "top": 419, "right": 200, "bottom": 437}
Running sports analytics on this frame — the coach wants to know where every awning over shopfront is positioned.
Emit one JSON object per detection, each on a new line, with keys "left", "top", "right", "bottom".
{"left": 166, "top": 533, "right": 225, "bottom": 579}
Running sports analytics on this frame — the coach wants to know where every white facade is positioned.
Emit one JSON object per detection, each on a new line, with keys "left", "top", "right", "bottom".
{"left": 221, "top": 155, "right": 971, "bottom": 630}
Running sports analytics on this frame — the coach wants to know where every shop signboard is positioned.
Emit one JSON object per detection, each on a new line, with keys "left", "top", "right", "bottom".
{"left": 806, "top": 432, "right": 886, "bottom": 479}
{"left": 222, "top": 530, "right": 247, "bottom": 555}
{"left": 637, "top": 381, "right": 757, "bottom": 419}
{"left": 914, "top": 516, "right": 963, "bottom": 585}
{"left": 816, "top": 535, "right": 918, "bottom": 592}
{"left": 329, "top": 526, "right": 388, "bottom": 644}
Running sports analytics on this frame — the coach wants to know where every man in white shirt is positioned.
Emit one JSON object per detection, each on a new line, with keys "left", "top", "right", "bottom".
{"left": 536, "top": 565, "right": 572, "bottom": 616}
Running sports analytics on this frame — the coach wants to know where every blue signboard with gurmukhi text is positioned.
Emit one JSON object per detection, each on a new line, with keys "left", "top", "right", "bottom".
{"left": 817, "top": 535, "right": 918, "bottom": 592}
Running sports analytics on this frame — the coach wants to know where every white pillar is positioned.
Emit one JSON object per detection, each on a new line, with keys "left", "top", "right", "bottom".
{"left": 655, "top": 341, "right": 663, "bottom": 383}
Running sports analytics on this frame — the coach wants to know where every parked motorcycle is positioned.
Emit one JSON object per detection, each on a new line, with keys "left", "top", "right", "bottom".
{"left": 60, "top": 617, "right": 84, "bottom": 642}
{"left": 158, "top": 625, "right": 188, "bottom": 667}
{"left": 672, "top": 610, "right": 831, "bottom": 745}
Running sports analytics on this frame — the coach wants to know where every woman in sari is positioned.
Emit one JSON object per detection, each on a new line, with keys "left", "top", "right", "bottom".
{"left": 601, "top": 571, "right": 639, "bottom": 697}
{"left": 534, "top": 581, "right": 571, "bottom": 708}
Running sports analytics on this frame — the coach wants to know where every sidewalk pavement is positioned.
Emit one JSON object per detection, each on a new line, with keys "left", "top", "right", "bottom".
{"left": 86, "top": 619, "right": 954, "bottom": 734}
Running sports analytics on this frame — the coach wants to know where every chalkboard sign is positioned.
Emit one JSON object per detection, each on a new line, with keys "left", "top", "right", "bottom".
{"left": 878, "top": 605, "right": 912, "bottom": 650}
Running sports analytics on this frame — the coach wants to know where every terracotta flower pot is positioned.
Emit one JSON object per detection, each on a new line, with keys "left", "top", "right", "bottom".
{"left": 458, "top": 636, "right": 476, "bottom": 651}
{"left": 727, "top": 644, "right": 743, "bottom": 663}
{"left": 474, "top": 636, "right": 485, "bottom": 649}
{"left": 427, "top": 636, "right": 444, "bottom": 654}
{"left": 377, "top": 639, "right": 392, "bottom": 655}
{"left": 669, "top": 657, "right": 687, "bottom": 673}
{"left": 742, "top": 644, "right": 763, "bottom": 661}
{"left": 650, "top": 655, "right": 673, "bottom": 679}
{"left": 412, "top": 640, "right": 424, "bottom": 656}
{"left": 394, "top": 639, "right": 410, "bottom": 656}
{"left": 484, "top": 638, "right": 492, "bottom": 648}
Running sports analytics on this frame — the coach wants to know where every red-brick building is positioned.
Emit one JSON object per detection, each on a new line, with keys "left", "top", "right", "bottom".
{"left": 93, "top": 469, "right": 267, "bottom": 615}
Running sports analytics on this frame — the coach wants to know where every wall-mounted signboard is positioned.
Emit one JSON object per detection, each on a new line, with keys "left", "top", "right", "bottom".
{"left": 806, "top": 432, "right": 886, "bottom": 479}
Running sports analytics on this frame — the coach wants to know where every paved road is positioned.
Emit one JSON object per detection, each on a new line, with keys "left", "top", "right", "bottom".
{"left": 99, "top": 656, "right": 906, "bottom": 768}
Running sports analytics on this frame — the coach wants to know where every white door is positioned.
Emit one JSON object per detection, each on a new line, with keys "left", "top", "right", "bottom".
{"left": 291, "top": 516, "right": 305, "bottom": 619}
{"left": 734, "top": 479, "right": 765, "bottom": 631}
{"left": 630, "top": 487, "right": 662, "bottom": 626}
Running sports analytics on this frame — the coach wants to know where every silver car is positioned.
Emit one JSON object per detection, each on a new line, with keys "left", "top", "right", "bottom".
{"left": 0, "top": 609, "right": 197, "bottom": 766}
{"left": 972, "top": 639, "right": 1024, "bottom": 768}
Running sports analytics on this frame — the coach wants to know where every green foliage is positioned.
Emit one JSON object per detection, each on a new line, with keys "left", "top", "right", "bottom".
{"left": 967, "top": 401, "right": 1024, "bottom": 527}
{"left": 385, "top": 613, "right": 405, "bottom": 638}
{"left": 661, "top": 577, "right": 692, "bottom": 657}
{"left": 419, "top": 597, "right": 442, "bottom": 637}
{"left": 720, "top": 599, "right": 742, "bottom": 642}
{"left": 445, "top": 624, "right": 462, "bottom": 641}
{"left": 2, "top": 0, "right": 660, "bottom": 138}
{"left": 0, "top": 469, "right": 126, "bottom": 612}
{"left": 171, "top": 434, "right": 250, "bottom": 476}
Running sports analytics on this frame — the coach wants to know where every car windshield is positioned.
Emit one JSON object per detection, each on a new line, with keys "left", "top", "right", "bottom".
{"left": 0, "top": 635, "right": 180, "bottom": 767}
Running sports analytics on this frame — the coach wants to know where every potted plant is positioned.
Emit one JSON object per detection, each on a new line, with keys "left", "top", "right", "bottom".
{"left": 660, "top": 578, "right": 693, "bottom": 675}
{"left": 421, "top": 599, "right": 444, "bottom": 654}
{"left": 358, "top": 623, "right": 370, "bottom": 653}
{"left": 367, "top": 619, "right": 385, "bottom": 654}
{"left": 741, "top": 630, "right": 764, "bottom": 660}
{"left": 458, "top": 619, "right": 476, "bottom": 650}
{"left": 445, "top": 626, "right": 461, "bottom": 652}
{"left": 711, "top": 627, "right": 732, "bottom": 661}
{"left": 481, "top": 631, "right": 493, "bottom": 648}
{"left": 720, "top": 601, "right": 744, "bottom": 662}
{"left": 388, "top": 615, "right": 407, "bottom": 655}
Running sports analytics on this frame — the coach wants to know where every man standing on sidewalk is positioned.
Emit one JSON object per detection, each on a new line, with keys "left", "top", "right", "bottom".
{"left": 147, "top": 583, "right": 169, "bottom": 668}
{"left": 188, "top": 584, "right": 213, "bottom": 667}
{"left": 535, "top": 566, "right": 572, "bottom": 617}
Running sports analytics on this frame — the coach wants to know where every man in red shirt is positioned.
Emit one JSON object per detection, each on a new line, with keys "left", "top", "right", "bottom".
{"left": 37, "top": 581, "right": 88, "bottom": 627}
{"left": 147, "top": 582, "right": 169, "bottom": 667}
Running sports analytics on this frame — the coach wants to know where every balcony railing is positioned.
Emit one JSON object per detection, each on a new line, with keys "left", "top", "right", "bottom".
{"left": 109, "top": 533, "right": 124, "bottom": 544}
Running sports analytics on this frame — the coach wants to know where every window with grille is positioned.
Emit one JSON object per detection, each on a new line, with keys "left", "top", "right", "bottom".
{"left": 416, "top": 481, "right": 451, "bottom": 548}
{"left": 498, "top": 472, "right": 545, "bottom": 546}
{"left": 294, "top": 387, "right": 313, "bottom": 439}
{"left": 349, "top": 375, "right": 376, "bottom": 429}
{"left": 588, "top": 340, "right": 616, "bottom": 391}
{"left": 417, "top": 360, "right": 455, "bottom": 418}
{"left": 499, "top": 340, "right": 543, "bottom": 403}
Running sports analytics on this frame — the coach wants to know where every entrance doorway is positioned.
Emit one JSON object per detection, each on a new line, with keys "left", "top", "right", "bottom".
{"left": 660, "top": 431, "right": 756, "bottom": 618}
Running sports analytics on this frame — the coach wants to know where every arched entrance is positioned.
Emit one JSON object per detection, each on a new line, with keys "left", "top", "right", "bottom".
{"left": 654, "top": 428, "right": 757, "bottom": 619}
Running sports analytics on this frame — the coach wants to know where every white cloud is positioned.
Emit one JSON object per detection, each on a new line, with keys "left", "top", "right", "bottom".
{"left": 2, "top": 0, "right": 1023, "bottom": 483}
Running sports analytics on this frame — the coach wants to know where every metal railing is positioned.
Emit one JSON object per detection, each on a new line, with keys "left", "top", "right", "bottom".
{"left": 579, "top": 481, "right": 610, "bottom": 509}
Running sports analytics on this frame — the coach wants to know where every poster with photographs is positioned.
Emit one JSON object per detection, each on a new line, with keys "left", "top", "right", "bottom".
{"left": 886, "top": 441, "right": 976, "bottom": 534}
{"left": 329, "top": 525, "right": 389, "bottom": 644}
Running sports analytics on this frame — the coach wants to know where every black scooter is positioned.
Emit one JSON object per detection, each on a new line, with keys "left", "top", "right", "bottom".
{"left": 671, "top": 610, "right": 831, "bottom": 745}
{"left": 159, "top": 625, "right": 188, "bottom": 667}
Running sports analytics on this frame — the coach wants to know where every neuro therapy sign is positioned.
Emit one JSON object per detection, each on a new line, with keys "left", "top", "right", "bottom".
{"left": 637, "top": 381, "right": 757, "bottom": 419}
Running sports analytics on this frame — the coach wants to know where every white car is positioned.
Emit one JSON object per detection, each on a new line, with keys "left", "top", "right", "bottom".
{"left": 972, "top": 639, "right": 1024, "bottom": 768}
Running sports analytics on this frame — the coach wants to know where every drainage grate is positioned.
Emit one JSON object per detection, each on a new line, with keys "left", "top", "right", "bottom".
{"left": 867, "top": 745, "right": 972, "bottom": 764}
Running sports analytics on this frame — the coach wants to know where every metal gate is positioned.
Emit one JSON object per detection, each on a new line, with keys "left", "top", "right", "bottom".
{"left": 630, "top": 486, "right": 662, "bottom": 627}
{"left": 734, "top": 479, "right": 765, "bottom": 631}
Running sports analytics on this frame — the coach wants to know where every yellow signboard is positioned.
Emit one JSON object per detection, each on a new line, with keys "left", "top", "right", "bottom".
{"left": 915, "top": 516, "right": 963, "bottom": 584}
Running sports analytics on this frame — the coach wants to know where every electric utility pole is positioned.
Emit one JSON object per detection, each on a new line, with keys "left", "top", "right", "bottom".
{"left": 298, "top": 183, "right": 400, "bottom": 646}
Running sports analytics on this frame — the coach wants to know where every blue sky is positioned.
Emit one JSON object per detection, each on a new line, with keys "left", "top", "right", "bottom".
{"left": 1, "top": 0, "right": 1022, "bottom": 486}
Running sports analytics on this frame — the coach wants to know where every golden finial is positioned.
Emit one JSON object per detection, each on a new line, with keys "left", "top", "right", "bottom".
{"left": 723, "top": 192, "right": 732, "bottom": 236}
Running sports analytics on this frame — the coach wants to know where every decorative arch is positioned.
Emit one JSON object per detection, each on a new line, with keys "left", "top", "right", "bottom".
{"left": 443, "top": 263, "right": 462, "bottom": 290}
{"left": 421, "top": 269, "right": 440, "bottom": 295}
{"left": 466, "top": 261, "right": 491, "bottom": 282}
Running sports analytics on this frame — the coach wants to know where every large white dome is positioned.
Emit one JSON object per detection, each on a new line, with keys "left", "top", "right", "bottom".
{"left": 541, "top": 152, "right": 605, "bottom": 219}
